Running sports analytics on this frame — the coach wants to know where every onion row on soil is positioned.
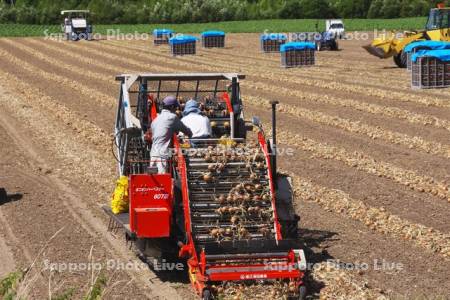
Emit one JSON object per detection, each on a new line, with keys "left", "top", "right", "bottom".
{"left": 289, "top": 174, "right": 450, "bottom": 259}
{"left": 25, "top": 38, "right": 139, "bottom": 75}
{"left": 246, "top": 95, "right": 450, "bottom": 159}
{"left": 274, "top": 130, "right": 450, "bottom": 202}
{"left": 309, "top": 263, "right": 389, "bottom": 300}
{"left": 246, "top": 80, "right": 450, "bottom": 133}
{"left": 0, "top": 45, "right": 113, "bottom": 108}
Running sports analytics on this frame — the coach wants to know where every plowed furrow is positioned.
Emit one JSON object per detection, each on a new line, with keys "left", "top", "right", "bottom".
{"left": 247, "top": 95, "right": 450, "bottom": 159}
{"left": 0, "top": 44, "right": 113, "bottom": 108}
{"left": 273, "top": 129, "right": 450, "bottom": 202}
{"left": 291, "top": 175, "right": 450, "bottom": 258}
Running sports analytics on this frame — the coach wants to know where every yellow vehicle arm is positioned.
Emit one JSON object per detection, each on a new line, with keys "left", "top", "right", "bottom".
{"left": 363, "top": 31, "right": 426, "bottom": 58}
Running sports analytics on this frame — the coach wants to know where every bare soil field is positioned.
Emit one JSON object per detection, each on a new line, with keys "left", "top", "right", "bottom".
{"left": 0, "top": 34, "right": 449, "bottom": 299}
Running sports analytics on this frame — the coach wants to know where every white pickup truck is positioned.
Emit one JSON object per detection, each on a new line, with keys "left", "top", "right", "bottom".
{"left": 326, "top": 19, "right": 345, "bottom": 39}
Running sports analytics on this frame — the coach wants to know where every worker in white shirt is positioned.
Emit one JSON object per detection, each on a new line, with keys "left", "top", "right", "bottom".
{"left": 181, "top": 99, "right": 212, "bottom": 138}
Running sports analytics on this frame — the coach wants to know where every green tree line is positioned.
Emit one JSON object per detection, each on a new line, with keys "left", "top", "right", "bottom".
{"left": 0, "top": 0, "right": 449, "bottom": 24}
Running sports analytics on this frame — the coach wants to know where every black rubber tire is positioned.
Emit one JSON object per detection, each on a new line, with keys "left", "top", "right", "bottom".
{"left": 298, "top": 285, "right": 307, "bottom": 300}
{"left": 331, "top": 41, "right": 339, "bottom": 51}
{"left": 393, "top": 51, "right": 407, "bottom": 68}
{"left": 202, "top": 289, "right": 212, "bottom": 300}
{"left": 0, "top": 188, "right": 7, "bottom": 203}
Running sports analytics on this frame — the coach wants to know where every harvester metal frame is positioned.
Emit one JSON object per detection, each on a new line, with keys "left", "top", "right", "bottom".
{"left": 106, "top": 72, "right": 307, "bottom": 299}
{"left": 114, "top": 73, "right": 245, "bottom": 176}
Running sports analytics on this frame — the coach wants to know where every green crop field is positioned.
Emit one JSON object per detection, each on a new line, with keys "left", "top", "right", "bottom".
{"left": 0, "top": 17, "right": 426, "bottom": 37}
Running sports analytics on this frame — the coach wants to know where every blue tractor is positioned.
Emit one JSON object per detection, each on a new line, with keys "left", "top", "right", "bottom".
{"left": 314, "top": 31, "right": 339, "bottom": 51}
{"left": 292, "top": 31, "right": 338, "bottom": 51}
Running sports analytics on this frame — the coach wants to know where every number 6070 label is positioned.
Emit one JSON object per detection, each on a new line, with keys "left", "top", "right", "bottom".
{"left": 153, "top": 193, "right": 169, "bottom": 200}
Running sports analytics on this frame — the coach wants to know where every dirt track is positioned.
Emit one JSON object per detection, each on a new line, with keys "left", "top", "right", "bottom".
{"left": 0, "top": 34, "right": 449, "bottom": 299}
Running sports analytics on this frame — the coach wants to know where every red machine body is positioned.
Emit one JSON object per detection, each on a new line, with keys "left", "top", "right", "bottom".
{"left": 129, "top": 174, "right": 173, "bottom": 238}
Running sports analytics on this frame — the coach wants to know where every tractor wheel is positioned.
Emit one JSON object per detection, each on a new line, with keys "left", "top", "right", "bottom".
{"left": 0, "top": 188, "right": 7, "bottom": 203}
{"left": 202, "top": 289, "right": 212, "bottom": 300}
{"left": 394, "top": 51, "right": 407, "bottom": 68}
{"left": 298, "top": 285, "right": 307, "bottom": 300}
{"left": 331, "top": 41, "right": 339, "bottom": 51}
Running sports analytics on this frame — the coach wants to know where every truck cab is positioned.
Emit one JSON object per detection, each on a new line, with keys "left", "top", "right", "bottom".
{"left": 61, "top": 10, "right": 93, "bottom": 41}
{"left": 326, "top": 19, "right": 345, "bottom": 39}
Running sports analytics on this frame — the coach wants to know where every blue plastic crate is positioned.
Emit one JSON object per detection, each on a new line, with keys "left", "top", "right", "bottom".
{"left": 260, "top": 33, "right": 288, "bottom": 53}
{"left": 201, "top": 31, "right": 226, "bottom": 48}
{"left": 280, "top": 42, "right": 315, "bottom": 68}
{"left": 169, "top": 35, "right": 199, "bottom": 55}
{"left": 411, "top": 49, "right": 450, "bottom": 89}
{"left": 153, "top": 29, "right": 174, "bottom": 45}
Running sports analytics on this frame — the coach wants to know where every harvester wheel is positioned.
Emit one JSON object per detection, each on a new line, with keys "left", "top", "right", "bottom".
{"left": 298, "top": 285, "right": 307, "bottom": 300}
{"left": 394, "top": 51, "right": 407, "bottom": 68}
{"left": 202, "top": 289, "right": 212, "bottom": 300}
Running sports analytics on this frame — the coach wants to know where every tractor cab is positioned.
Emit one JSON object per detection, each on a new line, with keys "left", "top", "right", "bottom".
{"left": 61, "top": 10, "right": 93, "bottom": 41}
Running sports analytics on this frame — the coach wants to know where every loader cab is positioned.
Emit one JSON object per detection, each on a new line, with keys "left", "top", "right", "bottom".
{"left": 425, "top": 8, "right": 450, "bottom": 41}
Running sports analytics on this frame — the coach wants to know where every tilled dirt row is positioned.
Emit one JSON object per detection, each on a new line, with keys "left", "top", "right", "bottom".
{"left": 0, "top": 104, "right": 151, "bottom": 299}
{"left": 0, "top": 35, "right": 449, "bottom": 299}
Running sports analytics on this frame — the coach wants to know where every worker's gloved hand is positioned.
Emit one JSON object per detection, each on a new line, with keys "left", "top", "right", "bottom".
{"left": 144, "top": 129, "right": 152, "bottom": 144}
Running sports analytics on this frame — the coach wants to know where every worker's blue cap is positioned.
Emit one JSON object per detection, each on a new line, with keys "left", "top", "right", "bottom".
{"left": 162, "top": 95, "right": 179, "bottom": 107}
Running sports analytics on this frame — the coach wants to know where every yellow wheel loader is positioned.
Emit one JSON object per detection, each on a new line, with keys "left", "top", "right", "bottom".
{"left": 363, "top": 6, "right": 450, "bottom": 68}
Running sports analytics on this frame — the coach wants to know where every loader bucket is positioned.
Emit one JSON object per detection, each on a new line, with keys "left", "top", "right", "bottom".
{"left": 363, "top": 32, "right": 399, "bottom": 59}
{"left": 362, "top": 44, "right": 390, "bottom": 58}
